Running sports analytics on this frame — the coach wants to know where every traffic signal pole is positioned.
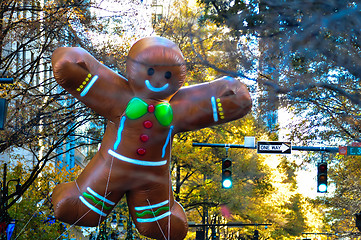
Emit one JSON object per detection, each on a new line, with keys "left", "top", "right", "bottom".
{"left": 192, "top": 142, "right": 339, "bottom": 153}
{"left": 191, "top": 141, "right": 340, "bottom": 239}
{"left": 193, "top": 142, "right": 339, "bottom": 194}
{"left": 189, "top": 223, "right": 272, "bottom": 227}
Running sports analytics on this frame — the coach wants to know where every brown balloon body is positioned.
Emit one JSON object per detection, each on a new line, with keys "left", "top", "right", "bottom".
{"left": 51, "top": 37, "right": 252, "bottom": 240}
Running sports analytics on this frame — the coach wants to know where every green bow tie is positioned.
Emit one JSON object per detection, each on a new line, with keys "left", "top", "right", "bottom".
{"left": 125, "top": 97, "right": 173, "bottom": 126}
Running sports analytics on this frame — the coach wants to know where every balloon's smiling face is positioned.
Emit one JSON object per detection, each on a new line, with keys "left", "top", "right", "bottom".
{"left": 126, "top": 38, "right": 186, "bottom": 100}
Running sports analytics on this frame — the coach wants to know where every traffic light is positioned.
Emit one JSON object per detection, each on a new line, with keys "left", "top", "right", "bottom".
{"left": 253, "top": 230, "right": 259, "bottom": 240}
{"left": 196, "top": 229, "right": 205, "bottom": 240}
{"left": 355, "top": 212, "right": 361, "bottom": 232}
{"left": 0, "top": 78, "right": 12, "bottom": 130}
{"left": 222, "top": 158, "right": 232, "bottom": 189}
{"left": 317, "top": 162, "right": 327, "bottom": 193}
{"left": 0, "top": 98, "right": 7, "bottom": 130}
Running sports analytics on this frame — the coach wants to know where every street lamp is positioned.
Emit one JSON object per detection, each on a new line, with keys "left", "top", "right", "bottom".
{"left": 110, "top": 215, "right": 117, "bottom": 230}
{"left": 110, "top": 214, "right": 125, "bottom": 239}
{"left": 90, "top": 213, "right": 125, "bottom": 240}
{"left": 0, "top": 163, "right": 22, "bottom": 240}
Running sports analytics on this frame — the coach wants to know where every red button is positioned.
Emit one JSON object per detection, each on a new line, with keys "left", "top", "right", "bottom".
{"left": 140, "top": 134, "right": 149, "bottom": 142}
{"left": 148, "top": 104, "right": 155, "bottom": 113}
{"left": 137, "top": 148, "right": 146, "bottom": 155}
{"left": 143, "top": 120, "right": 153, "bottom": 129}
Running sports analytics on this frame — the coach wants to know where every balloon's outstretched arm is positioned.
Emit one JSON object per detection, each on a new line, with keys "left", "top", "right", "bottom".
{"left": 51, "top": 47, "right": 132, "bottom": 121}
{"left": 172, "top": 76, "right": 252, "bottom": 133}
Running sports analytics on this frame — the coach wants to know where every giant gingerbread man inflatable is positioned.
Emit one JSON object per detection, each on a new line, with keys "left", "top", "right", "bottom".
{"left": 51, "top": 37, "right": 252, "bottom": 240}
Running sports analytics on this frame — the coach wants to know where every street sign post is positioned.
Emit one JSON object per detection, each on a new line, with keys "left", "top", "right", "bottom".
{"left": 257, "top": 141, "right": 292, "bottom": 154}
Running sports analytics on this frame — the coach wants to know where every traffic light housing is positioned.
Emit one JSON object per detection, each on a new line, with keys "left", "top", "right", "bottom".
{"left": 0, "top": 98, "right": 8, "bottom": 130}
{"left": 253, "top": 230, "right": 259, "bottom": 240}
{"left": 317, "top": 162, "right": 327, "bottom": 193}
{"left": 355, "top": 212, "right": 361, "bottom": 232}
{"left": 196, "top": 229, "right": 205, "bottom": 240}
{"left": 222, "top": 158, "right": 232, "bottom": 189}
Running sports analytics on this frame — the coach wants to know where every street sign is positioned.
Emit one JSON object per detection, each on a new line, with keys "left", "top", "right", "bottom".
{"left": 339, "top": 146, "right": 347, "bottom": 155}
{"left": 348, "top": 147, "right": 361, "bottom": 156}
{"left": 257, "top": 141, "right": 292, "bottom": 154}
{"left": 338, "top": 146, "right": 361, "bottom": 156}
{"left": 0, "top": 78, "right": 14, "bottom": 84}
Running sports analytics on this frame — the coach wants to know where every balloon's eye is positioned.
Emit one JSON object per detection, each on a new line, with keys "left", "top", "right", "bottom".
{"left": 148, "top": 68, "right": 155, "bottom": 76}
{"left": 164, "top": 71, "right": 172, "bottom": 79}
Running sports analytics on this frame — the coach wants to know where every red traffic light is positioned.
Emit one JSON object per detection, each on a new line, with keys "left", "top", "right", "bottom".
{"left": 222, "top": 159, "right": 232, "bottom": 168}
{"left": 318, "top": 164, "right": 327, "bottom": 172}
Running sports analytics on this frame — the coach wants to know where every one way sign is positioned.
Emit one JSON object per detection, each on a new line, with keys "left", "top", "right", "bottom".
{"left": 257, "top": 141, "right": 292, "bottom": 154}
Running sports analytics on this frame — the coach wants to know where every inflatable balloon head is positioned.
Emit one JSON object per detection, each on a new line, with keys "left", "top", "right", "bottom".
{"left": 51, "top": 36, "right": 252, "bottom": 240}
{"left": 126, "top": 37, "right": 187, "bottom": 99}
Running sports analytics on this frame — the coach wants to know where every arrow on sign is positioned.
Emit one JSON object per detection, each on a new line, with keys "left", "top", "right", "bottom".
{"left": 257, "top": 141, "right": 292, "bottom": 154}
{"left": 280, "top": 143, "right": 290, "bottom": 152}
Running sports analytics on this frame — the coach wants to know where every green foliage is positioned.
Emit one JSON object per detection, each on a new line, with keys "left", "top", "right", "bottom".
{"left": 319, "top": 155, "right": 361, "bottom": 236}
{"left": 198, "top": 0, "right": 259, "bottom": 35}
{"left": 283, "top": 194, "right": 307, "bottom": 236}
{"left": 5, "top": 162, "right": 83, "bottom": 240}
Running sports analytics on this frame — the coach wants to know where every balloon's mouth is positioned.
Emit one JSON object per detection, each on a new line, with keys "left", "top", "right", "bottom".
{"left": 145, "top": 80, "right": 169, "bottom": 92}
